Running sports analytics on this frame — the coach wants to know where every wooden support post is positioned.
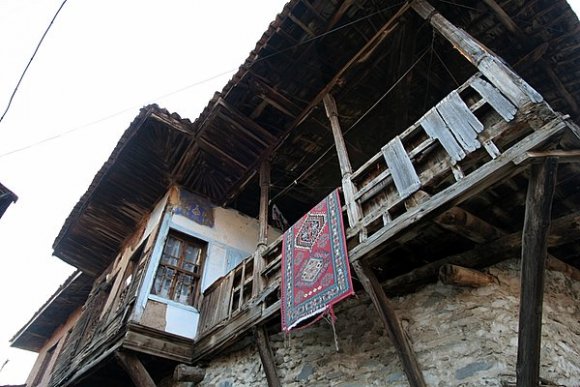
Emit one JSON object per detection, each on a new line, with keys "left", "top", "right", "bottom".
{"left": 323, "top": 93, "right": 363, "bottom": 228}
{"left": 516, "top": 157, "right": 558, "bottom": 386}
{"left": 254, "top": 160, "right": 270, "bottom": 296}
{"left": 115, "top": 351, "right": 156, "bottom": 387}
{"left": 255, "top": 326, "right": 282, "bottom": 387}
{"left": 352, "top": 261, "right": 426, "bottom": 387}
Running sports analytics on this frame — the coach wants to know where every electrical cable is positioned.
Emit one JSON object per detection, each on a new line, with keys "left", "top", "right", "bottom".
{"left": 0, "top": 0, "right": 69, "bottom": 124}
{"left": 0, "top": 2, "right": 405, "bottom": 158}
{"left": 270, "top": 46, "right": 431, "bottom": 203}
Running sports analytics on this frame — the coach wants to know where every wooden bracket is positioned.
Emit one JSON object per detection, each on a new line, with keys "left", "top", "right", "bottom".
{"left": 352, "top": 261, "right": 427, "bottom": 387}
{"left": 255, "top": 326, "right": 282, "bottom": 387}
{"left": 115, "top": 350, "right": 156, "bottom": 387}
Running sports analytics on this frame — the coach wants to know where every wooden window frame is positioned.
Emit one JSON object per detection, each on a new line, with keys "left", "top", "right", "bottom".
{"left": 151, "top": 231, "right": 207, "bottom": 307}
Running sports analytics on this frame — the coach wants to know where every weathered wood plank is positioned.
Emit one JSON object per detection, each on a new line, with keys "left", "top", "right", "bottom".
{"left": 349, "top": 117, "right": 568, "bottom": 262}
{"left": 352, "top": 262, "right": 426, "bottom": 387}
{"left": 437, "top": 92, "right": 483, "bottom": 153}
{"left": 421, "top": 108, "right": 466, "bottom": 162}
{"left": 382, "top": 137, "right": 421, "bottom": 199}
{"left": 411, "top": 0, "right": 543, "bottom": 107}
{"left": 516, "top": 157, "right": 558, "bottom": 387}
{"left": 381, "top": 209, "right": 580, "bottom": 295}
{"left": 438, "top": 264, "right": 495, "bottom": 287}
{"left": 174, "top": 364, "right": 206, "bottom": 383}
{"left": 470, "top": 77, "right": 517, "bottom": 121}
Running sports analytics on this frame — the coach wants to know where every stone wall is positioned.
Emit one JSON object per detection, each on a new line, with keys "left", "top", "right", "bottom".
{"left": 198, "top": 260, "right": 580, "bottom": 386}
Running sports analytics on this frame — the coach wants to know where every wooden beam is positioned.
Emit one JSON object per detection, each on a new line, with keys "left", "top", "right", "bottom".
{"left": 352, "top": 261, "right": 427, "bottom": 387}
{"left": 115, "top": 351, "right": 156, "bottom": 387}
{"left": 217, "top": 98, "right": 277, "bottom": 144}
{"left": 286, "top": 2, "right": 410, "bottom": 131}
{"left": 481, "top": 0, "right": 578, "bottom": 114}
{"left": 526, "top": 149, "right": 580, "bottom": 163}
{"left": 198, "top": 137, "right": 248, "bottom": 170}
{"left": 438, "top": 264, "right": 495, "bottom": 287}
{"left": 381, "top": 209, "right": 580, "bottom": 295}
{"left": 482, "top": 0, "right": 525, "bottom": 39}
{"left": 434, "top": 206, "right": 505, "bottom": 244}
{"left": 412, "top": 0, "right": 542, "bottom": 107}
{"left": 349, "top": 117, "right": 568, "bottom": 262}
{"left": 255, "top": 326, "right": 282, "bottom": 387}
{"left": 174, "top": 364, "right": 205, "bottom": 383}
{"left": 516, "top": 157, "right": 558, "bottom": 387}
{"left": 223, "top": 4, "right": 410, "bottom": 206}
{"left": 326, "top": 0, "right": 355, "bottom": 31}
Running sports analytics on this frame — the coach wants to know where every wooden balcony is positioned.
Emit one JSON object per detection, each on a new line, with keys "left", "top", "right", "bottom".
{"left": 193, "top": 70, "right": 577, "bottom": 362}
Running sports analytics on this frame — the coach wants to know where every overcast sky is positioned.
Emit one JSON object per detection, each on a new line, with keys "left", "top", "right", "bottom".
{"left": 0, "top": 0, "right": 286, "bottom": 382}
{"left": 0, "top": 0, "right": 579, "bottom": 384}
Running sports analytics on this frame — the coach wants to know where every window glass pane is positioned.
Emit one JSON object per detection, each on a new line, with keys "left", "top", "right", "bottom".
{"left": 173, "top": 274, "right": 194, "bottom": 305}
{"left": 152, "top": 266, "right": 175, "bottom": 299}
{"left": 163, "top": 237, "right": 181, "bottom": 258}
{"left": 161, "top": 253, "right": 178, "bottom": 266}
{"left": 184, "top": 245, "right": 200, "bottom": 263}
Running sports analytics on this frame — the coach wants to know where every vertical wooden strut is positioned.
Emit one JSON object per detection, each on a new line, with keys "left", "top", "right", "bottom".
{"left": 516, "top": 157, "right": 558, "bottom": 386}
{"left": 253, "top": 160, "right": 270, "bottom": 296}
{"left": 322, "top": 93, "right": 362, "bottom": 228}
{"left": 115, "top": 351, "right": 156, "bottom": 387}
{"left": 255, "top": 326, "right": 282, "bottom": 387}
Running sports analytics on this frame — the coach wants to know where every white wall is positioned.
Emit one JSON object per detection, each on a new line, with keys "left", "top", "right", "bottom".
{"left": 134, "top": 187, "right": 281, "bottom": 339}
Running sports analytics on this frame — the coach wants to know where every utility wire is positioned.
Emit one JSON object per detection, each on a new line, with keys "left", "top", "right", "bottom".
{"left": 0, "top": 0, "right": 69, "bottom": 124}
{"left": 0, "top": 68, "right": 237, "bottom": 159}
{"left": 0, "top": 2, "right": 404, "bottom": 158}
{"left": 270, "top": 46, "right": 431, "bottom": 203}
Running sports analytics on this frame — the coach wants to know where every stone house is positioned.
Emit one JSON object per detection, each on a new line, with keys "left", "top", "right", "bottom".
{"left": 10, "top": 1, "right": 580, "bottom": 386}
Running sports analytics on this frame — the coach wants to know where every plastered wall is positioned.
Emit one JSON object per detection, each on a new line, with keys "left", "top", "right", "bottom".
{"left": 135, "top": 187, "right": 280, "bottom": 339}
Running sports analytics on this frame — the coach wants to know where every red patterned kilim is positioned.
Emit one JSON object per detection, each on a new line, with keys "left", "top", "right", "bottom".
{"left": 281, "top": 189, "right": 354, "bottom": 332}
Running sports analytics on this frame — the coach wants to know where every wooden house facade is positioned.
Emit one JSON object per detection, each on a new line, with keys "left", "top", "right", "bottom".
{"left": 11, "top": 1, "right": 580, "bottom": 386}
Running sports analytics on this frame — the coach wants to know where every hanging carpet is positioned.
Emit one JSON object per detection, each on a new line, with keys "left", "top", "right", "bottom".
{"left": 281, "top": 189, "right": 354, "bottom": 332}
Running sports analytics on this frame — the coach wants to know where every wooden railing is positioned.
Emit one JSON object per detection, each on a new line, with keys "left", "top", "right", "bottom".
{"left": 345, "top": 72, "right": 556, "bottom": 246}
{"left": 197, "top": 237, "right": 282, "bottom": 336}
{"left": 195, "top": 71, "right": 564, "bottom": 345}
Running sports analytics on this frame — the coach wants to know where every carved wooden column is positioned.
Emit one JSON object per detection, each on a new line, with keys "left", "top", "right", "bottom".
{"left": 322, "top": 93, "right": 362, "bottom": 228}
{"left": 323, "top": 93, "right": 426, "bottom": 386}
{"left": 253, "top": 160, "right": 270, "bottom": 297}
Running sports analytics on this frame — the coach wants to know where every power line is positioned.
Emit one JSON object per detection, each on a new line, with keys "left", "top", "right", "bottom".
{"left": 0, "top": 2, "right": 404, "bottom": 158}
{"left": 0, "top": 68, "right": 237, "bottom": 159}
{"left": 0, "top": 0, "right": 69, "bottom": 124}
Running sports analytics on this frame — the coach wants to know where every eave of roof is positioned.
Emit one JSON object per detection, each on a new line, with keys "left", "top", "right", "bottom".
{"left": 11, "top": 271, "right": 93, "bottom": 352}
{"left": 51, "top": 0, "right": 580, "bottom": 276}
{"left": 0, "top": 182, "right": 18, "bottom": 218}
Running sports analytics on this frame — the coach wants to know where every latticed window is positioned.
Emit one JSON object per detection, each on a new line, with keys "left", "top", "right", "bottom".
{"left": 151, "top": 232, "right": 206, "bottom": 306}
